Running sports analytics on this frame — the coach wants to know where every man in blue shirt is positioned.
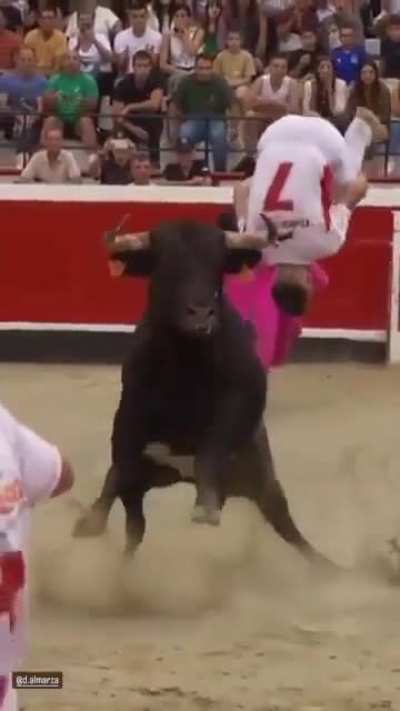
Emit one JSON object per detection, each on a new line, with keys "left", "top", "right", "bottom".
{"left": 331, "top": 24, "right": 366, "bottom": 85}
{"left": 0, "top": 46, "right": 47, "bottom": 156}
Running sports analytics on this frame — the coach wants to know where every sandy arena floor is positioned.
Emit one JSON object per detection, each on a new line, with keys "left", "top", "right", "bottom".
{"left": 2, "top": 361, "right": 400, "bottom": 711}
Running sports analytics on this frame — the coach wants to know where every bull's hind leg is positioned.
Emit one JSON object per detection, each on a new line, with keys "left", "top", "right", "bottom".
{"left": 233, "top": 426, "right": 336, "bottom": 567}
{"left": 120, "top": 485, "right": 146, "bottom": 554}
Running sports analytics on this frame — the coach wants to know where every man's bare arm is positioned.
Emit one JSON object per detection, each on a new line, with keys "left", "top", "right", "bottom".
{"left": 50, "top": 458, "right": 74, "bottom": 497}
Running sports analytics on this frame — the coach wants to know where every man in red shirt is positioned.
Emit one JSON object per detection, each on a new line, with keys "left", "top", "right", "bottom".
{"left": 0, "top": 8, "right": 21, "bottom": 71}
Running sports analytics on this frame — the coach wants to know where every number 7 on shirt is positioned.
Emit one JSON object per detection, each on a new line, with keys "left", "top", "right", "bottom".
{"left": 263, "top": 161, "right": 332, "bottom": 230}
{"left": 263, "top": 163, "right": 294, "bottom": 212}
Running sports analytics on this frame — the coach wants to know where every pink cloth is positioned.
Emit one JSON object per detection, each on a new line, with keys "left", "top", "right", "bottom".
{"left": 224, "top": 263, "right": 329, "bottom": 368}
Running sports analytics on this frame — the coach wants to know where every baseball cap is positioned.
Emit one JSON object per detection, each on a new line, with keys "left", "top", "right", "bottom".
{"left": 175, "top": 138, "right": 194, "bottom": 153}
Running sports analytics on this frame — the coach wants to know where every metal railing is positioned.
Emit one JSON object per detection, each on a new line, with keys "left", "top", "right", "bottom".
{"left": 0, "top": 109, "right": 398, "bottom": 177}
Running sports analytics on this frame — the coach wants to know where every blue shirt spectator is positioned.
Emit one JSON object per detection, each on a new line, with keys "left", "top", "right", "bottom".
{"left": 331, "top": 25, "right": 366, "bottom": 85}
{"left": 0, "top": 46, "right": 47, "bottom": 112}
{"left": 0, "top": 46, "right": 47, "bottom": 156}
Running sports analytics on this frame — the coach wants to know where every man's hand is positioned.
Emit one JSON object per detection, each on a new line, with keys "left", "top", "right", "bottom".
{"left": 50, "top": 458, "right": 74, "bottom": 497}
{"left": 259, "top": 213, "right": 279, "bottom": 246}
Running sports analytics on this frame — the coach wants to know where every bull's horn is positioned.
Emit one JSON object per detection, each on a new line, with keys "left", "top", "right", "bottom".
{"left": 104, "top": 214, "right": 131, "bottom": 246}
{"left": 225, "top": 214, "right": 277, "bottom": 249}
{"left": 106, "top": 231, "right": 150, "bottom": 253}
{"left": 225, "top": 230, "right": 272, "bottom": 250}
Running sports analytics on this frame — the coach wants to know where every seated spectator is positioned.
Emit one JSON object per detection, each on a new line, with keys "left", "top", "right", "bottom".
{"left": 315, "top": 0, "right": 335, "bottom": 24}
{"left": 114, "top": 0, "right": 162, "bottom": 74}
{"left": 326, "top": 21, "right": 341, "bottom": 51}
{"left": 0, "top": 0, "right": 22, "bottom": 32}
{"left": 213, "top": 26, "right": 256, "bottom": 143}
{"left": 276, "top": 15, "right": 302, "bottom": 55}
{"left": 160, "top": 6, "right": 204, "bottom": 94}
{"left": 24, "top": 8, "right": 67, "bottom": 76}
{"left": 292, "top": 0, "right": 319, "bottom": 34}
{"left": 112, "top": 49, "right": 164, "bottom": 164}
{"left": 0, "top": 7, "right": 21, "bottom": 70}
{"left": 381, "top": 14, "right": 400, "bottom": 79}
{"left": 213, "top": 27, "right": 256, "bottom": 89}
{"left": 171, "top": 52, "right": 232, "bottom": 171}
{"left": 88, "top": 136, "right": 137, "bottom": 184}
{"left": 243, "top": 53, "right": 299, "bottom": 149}
{"left": 68, "top": 11, "right": 113, "bottom": 96}
{"left": 233, "top": 0, "right": 260, "bottom": 58}
{"left": 320, "top": 0, "right": 364, "bottom": 52}
{"left": 152, "top": 0, "right": 188, "bottom": 33}
{"left": 347, "top": 61, "right": 391, "bottom": 140}
{"left": 162, "top": 137, "right": 211, "bottom": 182}
{"left": 42, "top": 50, "right": 98, "bottom": 150}
{"left": 202, "top": 0, "right": 227, "bottom": 57}
{"left": 302, "top": 56, "right": 348, "bottom": 127}
{"left": 331, "top": 23, "right": 367, "bottom": 84}
{"left": 0, "top": 46, "right": 46, "bottom": 158}
{"left": 131, "top": 150, "right": 153, "bottom": 184}
{"left": 17, "top": 126, "right": 81, "bottom": 183}
{"left": 146, "top": 3, "right": 162, "bottom": 32}
{"left": 66, "top": 3, "right": 122, "bottom": 40}
{"left": 288, "top": 29, "right": 320, "bottom": 78}
{"left": 255, "top": 0, "right": 294, "bottom": 60}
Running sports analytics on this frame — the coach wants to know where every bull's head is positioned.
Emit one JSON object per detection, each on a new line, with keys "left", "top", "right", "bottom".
{"left": 105, "top": 219, "right": 274, "bottom": 339}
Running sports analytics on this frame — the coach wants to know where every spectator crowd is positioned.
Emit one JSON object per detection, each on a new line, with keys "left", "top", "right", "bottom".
{"left": 0, "top": 0, "right": 399, "bottom": 183}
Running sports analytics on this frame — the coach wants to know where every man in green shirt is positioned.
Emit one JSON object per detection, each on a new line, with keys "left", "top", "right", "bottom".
{"left": 42, "top": 50, "right": 99, "bottom": 150}
{"left": 172, "top": 53, "right": 232, "bottom": 171}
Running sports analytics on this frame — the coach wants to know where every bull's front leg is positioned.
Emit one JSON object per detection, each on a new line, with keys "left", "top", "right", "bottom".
{"left": 191, "top": 390, "right": 262, "bottom": 527}
{"left": 191, "top": 445, "right": 230, "bottom": 526}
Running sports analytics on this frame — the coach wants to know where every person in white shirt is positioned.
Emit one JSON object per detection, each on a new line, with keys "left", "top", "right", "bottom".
{"left": 68, "top": 12, "right": 113, "bottom": 77}
{"left": 114, "top": 0, "right": 162, "bottom": 74}
{"left": 0, "top": 403, "right": 74, "bottom": 711}
{"left": 234, "top": 110, "right": 382, "bottom": 315}
{"left": 276, "top": 16, "right": 302, "bottom": 53}
{"left": 243, "top": 54, "right": 299, "bottom": 150}
{"left": 66, "top": 3, "right": 122, "bottom": 40}
{"left": 18, "top": 127, "right": 81, "bottom": 184}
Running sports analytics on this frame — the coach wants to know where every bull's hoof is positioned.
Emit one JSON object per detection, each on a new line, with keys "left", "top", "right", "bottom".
{"left": 72, "top": 508, "right": 108, "bottom": 538}
{"left": 191, "top": 505, "right": 221, "bottom": 526}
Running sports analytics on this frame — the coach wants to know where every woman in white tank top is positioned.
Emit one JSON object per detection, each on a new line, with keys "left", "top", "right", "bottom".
{"left": 160, "top": 5, "right": 204, "bottom": 93}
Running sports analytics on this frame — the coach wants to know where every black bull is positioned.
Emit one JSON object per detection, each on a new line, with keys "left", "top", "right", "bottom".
{"left": 73, "top": 220, "right": 331, "bottom": 567}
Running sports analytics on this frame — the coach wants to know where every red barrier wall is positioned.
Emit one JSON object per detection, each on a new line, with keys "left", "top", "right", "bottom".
{"left": 0, "top": 195, "right": 393, "bottom": 332}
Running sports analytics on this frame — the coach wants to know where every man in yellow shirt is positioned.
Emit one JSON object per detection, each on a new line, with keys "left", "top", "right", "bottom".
{"left": 24, "top": 8, "right": 67, "bottom": 76}
{"left": 213, "top": 27, "right": 256, "bottom": 146}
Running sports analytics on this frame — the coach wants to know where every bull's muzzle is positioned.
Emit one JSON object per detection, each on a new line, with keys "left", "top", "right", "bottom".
{"left": 184, "top": 303, "right": 217, "bottom": 337}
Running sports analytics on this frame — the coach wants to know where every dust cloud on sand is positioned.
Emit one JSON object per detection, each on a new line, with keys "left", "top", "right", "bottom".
{"left": 2, "top": 362, "right": 400, "bottom": 710}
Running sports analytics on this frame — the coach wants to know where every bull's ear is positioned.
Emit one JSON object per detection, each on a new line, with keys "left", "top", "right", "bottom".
{"left": 108, "top": 249, "right": 155, "bottom": 278}
{"left": 224, "top": 248, "right": 262, "bottom": 274}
